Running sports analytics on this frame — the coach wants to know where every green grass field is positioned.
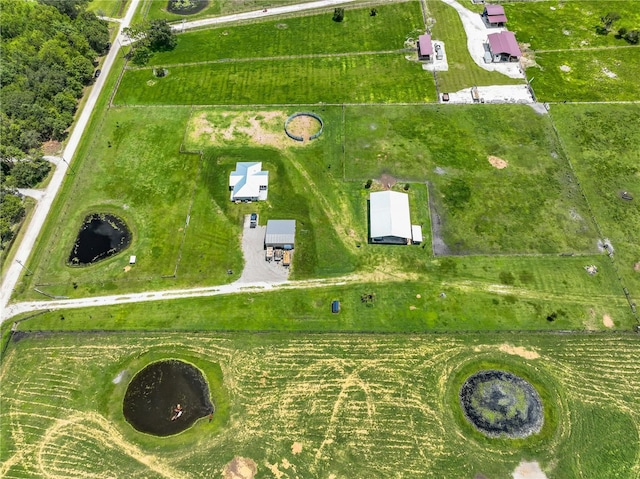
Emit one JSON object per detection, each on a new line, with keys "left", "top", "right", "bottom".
{"left": 505, "top": 1, "right": 640, "bottom": 51}
{"left": 87, "top": 0, "right": 130, "bottom": 18}
{"left": 148, "top": 2, "right": 424, "bottom": 66}
{"left": 527, "top": 48, "right": 640, "bottom": 102}
{"left": 115, "top": 54, "right": 436, "bottom": 105}
{"left": 345, "top": 104, "right": 598, "bottom": 255}
{"left": 551, "top": 104, "right": 640, "bottom": 299}
{"left": 2, "top": 331, "right": 639, "bottom": 478}
{"left": 427, "top": 0, "right": 524, "bottom": 92}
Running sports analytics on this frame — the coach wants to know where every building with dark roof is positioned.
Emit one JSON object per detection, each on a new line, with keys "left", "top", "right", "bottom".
{"left": 486, "top": 31, "right": 521, "bottom": 62}
{"left": 483, "top": 4, "right": 508, "bottom": 27}
{"left": 417, "top": 33, "right": 433, "bottom": 61}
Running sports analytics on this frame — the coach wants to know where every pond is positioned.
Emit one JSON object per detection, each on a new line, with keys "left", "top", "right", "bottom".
{"left": 123, "top": 359, "right": 214, "bottom": 436}
{"left": 459, "top": 369, "right": 543, "bottom": 439}
{"left": 166, "top": 0, "right": 209, "bottom": 15}
{"left": 68, "top": 213, "right": 131, "bottom": 265}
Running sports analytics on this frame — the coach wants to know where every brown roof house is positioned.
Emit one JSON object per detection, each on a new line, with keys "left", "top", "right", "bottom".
{"left": 485, "top": 31, "right": 521, "bottom": 63}
{"left": 483, "top": 4, "right": 508, "bottom": 27}
{"left": 417, "top": 33, "right": 433, "bottom": 61}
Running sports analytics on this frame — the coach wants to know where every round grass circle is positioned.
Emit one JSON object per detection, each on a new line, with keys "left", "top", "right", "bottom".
{"left": 123, "top": 359, "right": 214, "bottom": 436}
{"left": 459, "top": 369, "right": 543, "bottom": 439}
{"left": 284, "top": 112, "right": 324, "bottom": 141}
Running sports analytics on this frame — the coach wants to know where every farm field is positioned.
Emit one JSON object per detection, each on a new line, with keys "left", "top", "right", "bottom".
{"left": 505, "top": 1, "right": 640, "bottom": 51}
{"left": 345, "top": 104, "right": 598, "bottom": 255}
{"left": 148, "top": 2, "right": 424, "bottom": 66}
{"left": 115, "top": 54, "right": 436, "bottom": 105}
{"left": 1, "top": 331, "right": 639, "bottom": 478}
{"left": 426, "top": 0, "right": 524, "bottom": 92}
{"left": 527, "top": 48, "right": 640, "bottom": 102}
{"left": 551, "top": 104, "right": 640, "bottom": 299}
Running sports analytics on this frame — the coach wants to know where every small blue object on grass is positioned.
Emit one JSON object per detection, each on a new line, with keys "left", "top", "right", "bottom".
{"left": 331, "top": 300, "right": 340, "bottom": 314}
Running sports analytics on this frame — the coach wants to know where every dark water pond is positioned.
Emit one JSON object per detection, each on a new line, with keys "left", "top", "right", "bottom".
{"left": 123, "top": 359, "right": 214, "bottom": 436}
{"left": 459, "top": 369, "right": 543, "bottom": 439}
{"left": 166, "top": 0, "right": 209, "bottom": 15}
{"left": 68, "top": 214, "right": 131, "bottom": 265}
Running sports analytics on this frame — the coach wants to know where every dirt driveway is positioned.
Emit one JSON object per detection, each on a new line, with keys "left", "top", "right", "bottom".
{"left": 238, "top": 215, "right": 289, "bottom": 284}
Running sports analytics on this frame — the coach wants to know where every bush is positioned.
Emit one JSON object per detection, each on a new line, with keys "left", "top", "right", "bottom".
{"left": 365, "top": 179, "right": 372, "bottom": 189}
{"left": 333, "top": 7, "right": 345, "bottom": 22}
{"left": 10, "top": 159, "right": 51, "bottom": 188}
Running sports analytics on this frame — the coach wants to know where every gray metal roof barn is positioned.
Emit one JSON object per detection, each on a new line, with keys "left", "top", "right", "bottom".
{"left": 265, "top": 220, "right": 296, "bottom": 249}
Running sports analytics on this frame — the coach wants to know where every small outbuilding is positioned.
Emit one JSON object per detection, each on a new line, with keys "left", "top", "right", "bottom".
{"left": 229, "top": 162, "right": 269, "bottom": 202}
{"left": 369, "top": 191, "right": 413, "bottom": 245}
{"left": 417, "top": 33, "right": 434, "bottom": 61}
{"left": 483, "top": 4, "right": 508, "bottom": 27}
{"left": 411, "top": 225, "right": 423, "bottom": 245}
{"left": 486, "top": 31, "right": 521, "bottom": 62}
{"left": 265, "top": 220, "right": 296, "bottom": 249}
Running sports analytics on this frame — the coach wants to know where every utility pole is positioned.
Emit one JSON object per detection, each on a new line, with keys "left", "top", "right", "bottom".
{"left": 61, "top": 157, "right": 75, "bottom": 174}
{"left": 15, "top": 259, "right": 33, "bottom": 276}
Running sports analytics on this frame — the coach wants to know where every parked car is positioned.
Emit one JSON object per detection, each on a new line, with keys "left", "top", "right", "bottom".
{"left": 250, "top": 213, "right": 257, "bottom": 228}
{"left": 94, "top": 69, "right": 101, "bottom": 78}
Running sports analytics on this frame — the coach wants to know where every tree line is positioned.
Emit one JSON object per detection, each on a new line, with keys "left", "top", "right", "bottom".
{"left": 1, "top": 0, "right": 109, "bottom": 246}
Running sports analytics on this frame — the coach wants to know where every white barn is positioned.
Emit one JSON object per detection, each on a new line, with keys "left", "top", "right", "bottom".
{"left": 369, "top": 191, "right": 414, "bottom": 244}
{"left": 229, "top": 162, "right": 269, "bottom": 202}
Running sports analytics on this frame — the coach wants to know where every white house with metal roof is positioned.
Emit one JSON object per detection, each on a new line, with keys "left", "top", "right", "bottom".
{"left": 229, "top": 162, "right": 269, "bottom": 202}
{"left": 265, "top": 220, "right": 296, "bottom": 249}
{"left": 369, "top": 191, "right": 421, "bottom": 245}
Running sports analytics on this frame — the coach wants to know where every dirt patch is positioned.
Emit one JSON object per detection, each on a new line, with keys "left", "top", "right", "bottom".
{"left": 560, "top": 65, "right": 571, "bottom": 72}
{"left": 499, "top": 344, "right": 540, "bottom": 360}
{"left": 488, "top": 155, "right": 508, "bottom": 169}
{"left": 409, "top": 305, "right": 417, "bottom": 310}
{"left": 634, "top": 262, "right": 640, "bottom": 271}
{"left": 602, "top": 314, "right": 614, "bottom": 328}
{"left": 291, "top": 442, "right": 302, "bottom": 455}
{"left": 379, "top": 173, "right": 397, "bottom": 189}
{"left": 602, "top": 67, "right": 617, "bottom": 79}
{"left": 123, "top": 265, "right": 132, "bottom": 272}
{"left": 286, "top": 115, "right": 321, "bottom": 141}
{"left": 512, "top": 460, "right": 548, "bottom": 479}
{"left": 416, "top": 294, "right": 421, "bottom": 299}
{"left": 223, "top": 457, "right": 257, "bottom": 479}
{"left": 42, "top": 140, "right": 62, "bottom": 156}
{"left": 189, "top": 111, "right": 297, "bottom": 149}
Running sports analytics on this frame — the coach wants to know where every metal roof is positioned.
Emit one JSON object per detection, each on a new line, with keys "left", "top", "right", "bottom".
{"left": 411, "top": 225, "right": 423, "bottom": 243}
{"left": 265, "top": 220, "right": 296, "bottom": 245}
{"left": 484, "top": 4, "right": 505, "bottom": 15}
{"left": 487, "top": 31, "right": 521, "bottom": 57}
{"left": 229, "top": 162, "right": 268, "bottom": 200}
{"left": 418, "top": 34, "right": 433, "bottom": 56}
{"left": 369, "top": 191, "right": 412, "bottom": 240}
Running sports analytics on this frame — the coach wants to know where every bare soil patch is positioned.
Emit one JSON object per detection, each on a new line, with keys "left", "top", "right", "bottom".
{"left": 286, "top": 115, "right": 321, "bottom": 141}
{"left": 602, "top": 314, "right": 614, "bottom": 328}
{"left": 488, "top": 155, "right": 508, "bottom": 169}
{"left": 512, "top": 460, "right": 548, "bottom": 479}
{"left": 602, "top": 67, "right": 617, "bottom": 79}
{"left": 291, "top": 442, "right": 302, "bottom": 454}
{"left": 633, "top": 262, "right": 640, "bottom": 272}
{"left": 42, "top": 140, "right": 62, "bottom": 156}
{"left": 223, "top": 457, "right": 257, "bottom": 479}
{"left": 379, "top": 173, "right": 397, "bottom": 189}
{"left": 560, "top": 65, "right": 571, "bottom": 72}
{"left": 499, "top": 344, "right": 540, "bottom": 360}
{"left": 189, "top": 111, "right": 299, "bottom": 149}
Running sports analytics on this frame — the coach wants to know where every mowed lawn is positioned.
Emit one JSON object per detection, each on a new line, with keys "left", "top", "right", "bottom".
{"left": 344, "top": 104, "right": 598, "bottom": 255}
{"left": 1, "top": 332, "right": 639, "bottom": 478}
{"left": 505, "top": 0, "right": 640, "bottom": 51}
{"left": 427, "top": 0, "right": 524, "bottom": 92}
{"left": 115, "top": 54, "right": 437, "bottom": 105}
{"left": 148, "top": 2, "right": 424, "bottom": 66}
{"left": 552, "top": 104, "right": 640, "bottom": 298}
{"left": 527, "top": 48, "right": 640, "bottom": 102}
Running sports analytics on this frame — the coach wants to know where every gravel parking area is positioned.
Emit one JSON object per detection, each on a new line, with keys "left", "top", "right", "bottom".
{"left": 238, "top": 215, "right": 290, "bottom": 284}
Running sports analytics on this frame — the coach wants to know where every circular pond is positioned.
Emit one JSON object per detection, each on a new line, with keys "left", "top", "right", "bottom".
{"left": 166, "top": 0, "right": 209, "bottom": 15}
{"left": 123, "top": 359, "right": 214, "bottom": 436}
{"left": 459, "top": 370, "right": 543, "bottom": 439}
{"left": 68, "top": 213, "right": 131, "bottom": 265}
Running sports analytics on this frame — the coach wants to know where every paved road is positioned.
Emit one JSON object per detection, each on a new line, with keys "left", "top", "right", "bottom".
{"left": 0, "top": 0, "right": 141, "bottom": 319}
{"left": 173, "top": 0, "right": 357, "bottom": 32}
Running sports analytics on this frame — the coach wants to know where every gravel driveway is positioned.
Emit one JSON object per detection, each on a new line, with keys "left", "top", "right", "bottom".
{"left": 238, "top": 215, "right": 289, "bottom": 284}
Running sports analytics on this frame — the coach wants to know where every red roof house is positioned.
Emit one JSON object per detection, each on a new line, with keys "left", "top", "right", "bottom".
{"left": 483, "top": 4, "right": 508, "bottom": 27}
{"left": 487, "top": 31, "right": 521, "bottom": 62}
{"left": 417, "top": 33, "right": 433, "bottom": 61}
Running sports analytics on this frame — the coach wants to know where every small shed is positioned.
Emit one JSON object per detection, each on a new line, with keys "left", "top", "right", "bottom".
{"left": 483, "top": 4, "right": 508, "bottom": 27}
{"left": 411, "top": 225, "right": 423, "bottom": 245}
{"left": 417, "top": 33, "right": 433, "bottom": 61}
{"left": 265, "top": 220, "right": 296, "bottom": 249}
